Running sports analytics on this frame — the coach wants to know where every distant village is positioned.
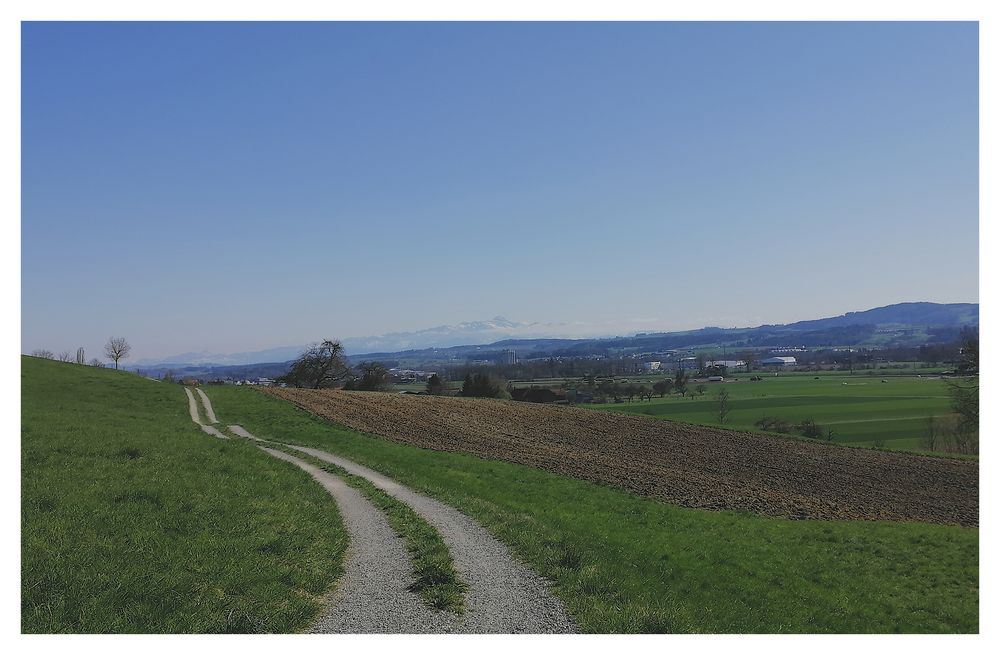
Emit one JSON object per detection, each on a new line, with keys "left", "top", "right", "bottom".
{"left": 184, "top": 346, "right": 804, "bottom": 389}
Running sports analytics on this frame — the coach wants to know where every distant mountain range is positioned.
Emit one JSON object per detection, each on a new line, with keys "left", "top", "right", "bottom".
{"left": 131, "top": 302, "right": 977, "bottom": 375}
{"left": 346, "top": 302, "right": 979, "bottom": 366}
{"left": 337, "top": 316, "right": 582, "bottom": 353}
{"left": 132, "top": 316, "right": 577, "bottom": 367}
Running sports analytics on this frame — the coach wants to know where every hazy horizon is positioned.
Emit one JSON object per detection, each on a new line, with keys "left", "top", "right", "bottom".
{"left": 73, "top": 298, "right": 984, "bottom": 365}
{"left": 22, "top": 22, "right": 979, "bottom": 360}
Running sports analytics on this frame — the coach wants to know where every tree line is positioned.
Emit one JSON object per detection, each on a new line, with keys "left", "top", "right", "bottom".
{"left": 29, "top": 337, "right": 132, "bottom": 370}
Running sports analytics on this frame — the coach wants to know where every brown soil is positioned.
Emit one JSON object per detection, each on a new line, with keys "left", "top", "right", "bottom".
{"left": 262, "top": 389, "right": 978, "bottom": 527}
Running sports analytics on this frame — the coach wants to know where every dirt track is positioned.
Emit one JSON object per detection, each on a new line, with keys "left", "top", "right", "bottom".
{"left": 262, "top": 389, "right": 978, "bottom": 527}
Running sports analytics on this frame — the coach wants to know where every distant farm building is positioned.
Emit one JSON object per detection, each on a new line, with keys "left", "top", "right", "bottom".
{"left": 642, "top": 361, "right": 661, "bottom": 371}
{"left": 760, "top": 356, "right": 797, "bottom": 366}
{"left": 708, "top": 360, "right": 745, "bottom": 369}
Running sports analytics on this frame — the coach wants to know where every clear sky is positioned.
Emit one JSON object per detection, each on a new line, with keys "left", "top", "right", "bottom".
{"left": 21, "top": 21, "right": 978, "bottom": 360}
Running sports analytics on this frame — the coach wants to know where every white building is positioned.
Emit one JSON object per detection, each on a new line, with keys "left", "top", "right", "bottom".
{"left": 760, "top": 356, "right": 797, "bottom": 366}
{"left": 642, "top": 361, "right": 661, "bottom": 371}
{"left": 708, "top": 359, "right": 745, "bottom": 369}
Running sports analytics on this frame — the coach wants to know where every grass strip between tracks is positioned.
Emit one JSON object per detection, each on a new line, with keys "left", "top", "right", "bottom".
{"left": 263, "top": 441, "right": 466, "bottom": 614}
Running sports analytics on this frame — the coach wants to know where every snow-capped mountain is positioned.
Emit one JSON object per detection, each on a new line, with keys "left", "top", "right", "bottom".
{"left": 339, "top": 316, "right": 550, "bottom": 353}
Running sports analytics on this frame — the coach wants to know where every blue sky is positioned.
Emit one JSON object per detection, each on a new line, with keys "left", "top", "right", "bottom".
{"left": 21, "top": 22, "right": 978, "bottom": 360}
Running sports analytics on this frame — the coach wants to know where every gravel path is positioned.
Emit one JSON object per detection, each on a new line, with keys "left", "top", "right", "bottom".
{"left": 227, "top": 425, "right": 260, "bottom": 440}
{"left": 184, "top": 388, "right": 227, "bottom": 439}
{"left": 195, "top": 388, "right": 219, "bottom": 423}
{"left": 287, "top": 444, "right": 576, "bottom": 633}
{"left": 219, "top": 416, "right": 575, "bottom": 633}
{"left": 260, "top": 447, "right": 461, "bottom": 633}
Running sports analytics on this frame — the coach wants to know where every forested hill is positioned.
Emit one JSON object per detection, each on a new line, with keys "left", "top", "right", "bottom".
{"left": 767, "top": 302, "right": 978, "bottom": 331}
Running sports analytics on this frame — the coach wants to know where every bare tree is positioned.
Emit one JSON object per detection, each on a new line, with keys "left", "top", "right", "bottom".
{"left": 277, "top": 340, "right": 350, "bottom": 389}
{"left": 104, "top": 337, "right": 131, "bottom": 370}
{"left": 923, "top": 416, "right": 938, "bottom": 452}
{"left": 58, "top": 351, "right": 72, "bottom": 362}
{"left": 89, "top": 358, "right": 105, "bottom": 367}
{"left": 948, "top": 329, "right": 978, "bottom": 450}
{"left": 717, "top": 388, "right": 731, "bottom": 424}
{"left": 652, "top": 379, "right": 673, "bottom": 397}
{"left": 76, "top": 347, "right": 86, "bottom": 365}
{"left": 674, "top": 369, "right": 689, "bottom": 397}
{"left": 31, "top": 349, "right": 54, "bottom": 359}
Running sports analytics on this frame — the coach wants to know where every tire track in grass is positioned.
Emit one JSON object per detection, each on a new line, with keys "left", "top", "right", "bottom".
{"left": 267, "top": 443, "right": 466, "bottom": 614}
{"left": 284, "top": 444, "right": 575, "bottom": 633}
{"left": 195, "top": 388, "right": 219, "bottom": 423}
{"left": 217, "top": 411, "right": 575, "bottom": 632}
{"left": 184, "top": 391, "right": 459, "bottom": 631}
{"left": 261, "top": 447, "right": 461, "bottom": 633}
{"left": 183, "top": 388, "right": 228, "bottom": 439}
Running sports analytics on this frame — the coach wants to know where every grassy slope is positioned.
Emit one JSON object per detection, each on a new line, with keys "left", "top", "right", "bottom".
{"left": 590, "top": 374, "right": 954, "bottom": 450}
{"left": 21, "top": 357, "right": 348, "bottom": 633}
{"left": 206, "top": 385, "right": 978, "bottom": 634}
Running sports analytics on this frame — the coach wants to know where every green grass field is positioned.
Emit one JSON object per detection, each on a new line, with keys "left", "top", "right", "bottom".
{"left": 586, "top": 373, "right": 954, "bottom": 451}
{"left": 205, "top": 385, "right": 978, "bottom": 633}
{"left": 21, "top": 357, "right": 348, "bottom": 633}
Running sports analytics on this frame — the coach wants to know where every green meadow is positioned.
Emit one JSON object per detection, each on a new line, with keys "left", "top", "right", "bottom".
{"left": 21, "top": 357, "right": 348, "bottom": 633}
{"left": 588, "top": 373, "right": 954, "bottom": 451}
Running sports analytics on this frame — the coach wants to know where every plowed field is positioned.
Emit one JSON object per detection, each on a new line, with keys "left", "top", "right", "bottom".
{"left": 262, "top": 389, "right": 978, "bottom": 527}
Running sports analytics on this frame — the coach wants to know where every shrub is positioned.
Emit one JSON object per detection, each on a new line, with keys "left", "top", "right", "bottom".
{"left": 461, "top": 373, "right": 506, "bottom": 399}
{"left": 355, "top": 362, "right": 390, "bottom": 391}
{"left": 754, "top": 416, "right": 791, "bottom": 434}
{"left": 797, "top": 419, "right": 823, "bottom": 439}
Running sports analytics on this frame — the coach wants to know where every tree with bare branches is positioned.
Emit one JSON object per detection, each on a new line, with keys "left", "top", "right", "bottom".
{"left": 277, "top": 339, "right": 350, "bottom": 389}
{"left": 58, "top": 351, "right": 72, "bottom": 362}
{"left": 104, "top": 337, "right": 131, "bottom": 370}
{"left": 31, "top": 350, "right": 54, "bottom": 359}
{"left": 717, "top": 388, "right": 731, "bottom": 424}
